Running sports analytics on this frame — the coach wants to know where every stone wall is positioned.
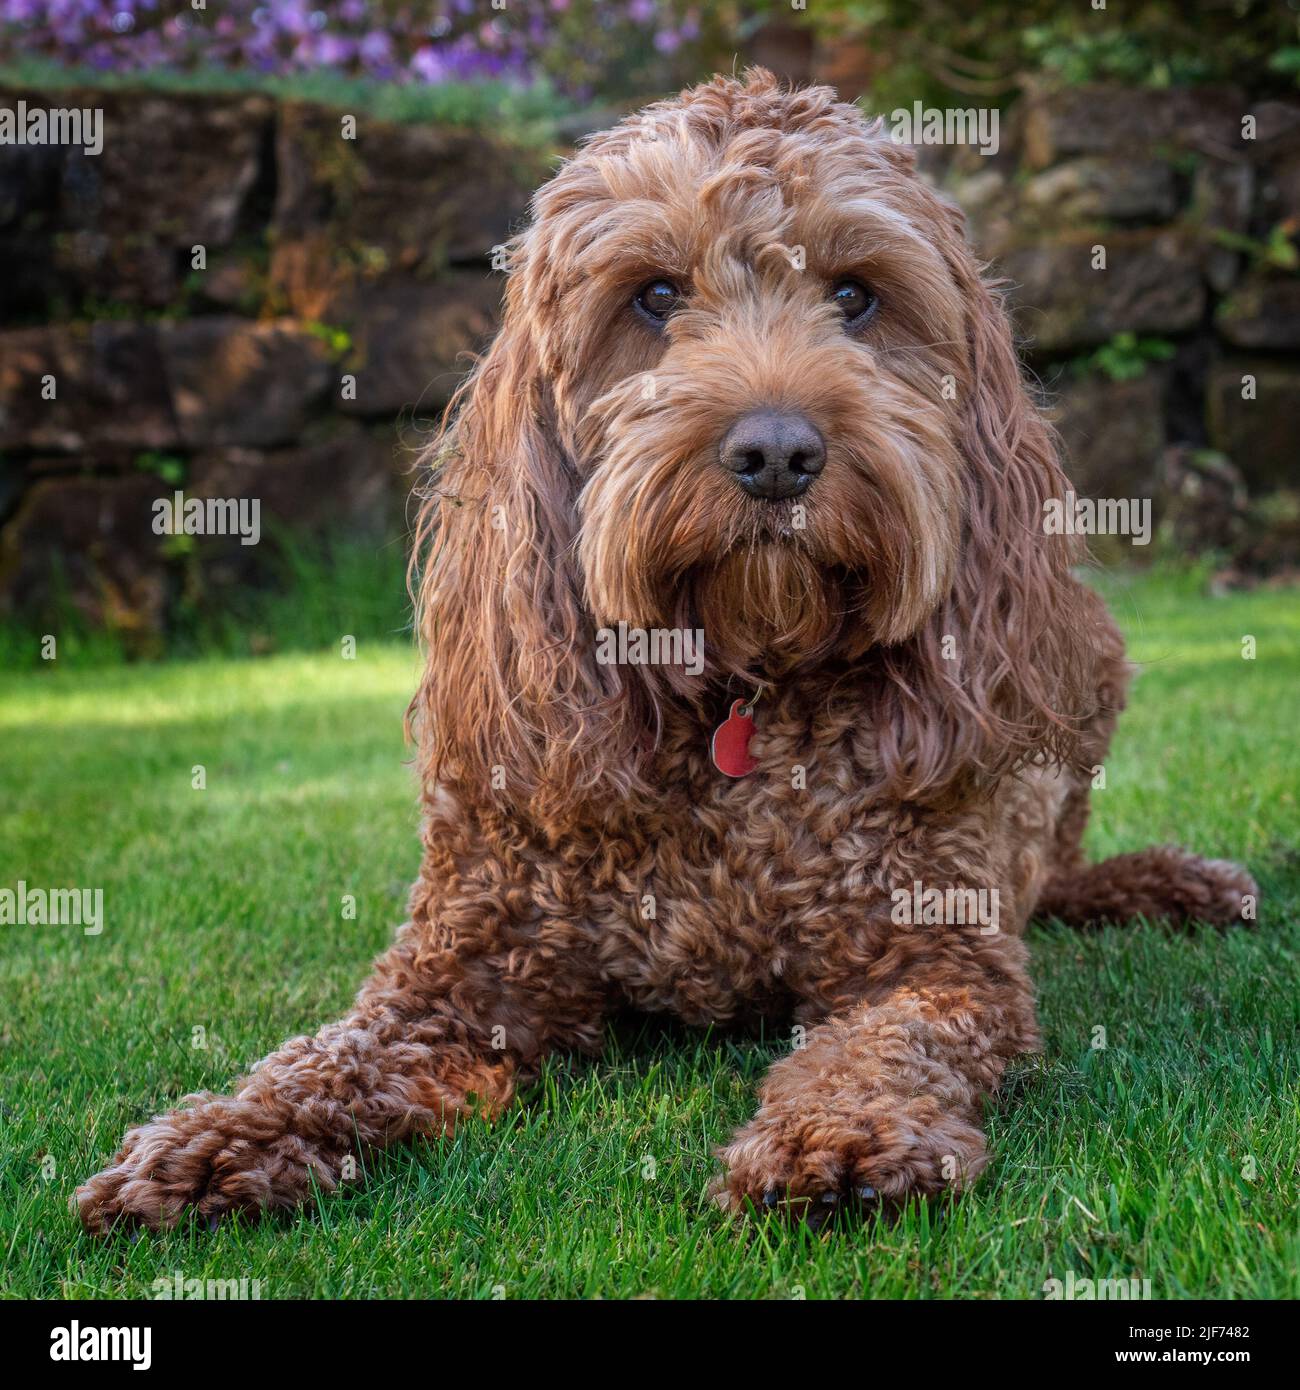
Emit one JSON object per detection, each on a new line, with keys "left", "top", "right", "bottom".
{"left": 1, "top": 80, "right": 1297, "bottom": 640}
{"left": 0, "top": 83, "right": 546, "bottom": 639}
{"left": 936, "top": 82, "right": 1299, "bottom": 565}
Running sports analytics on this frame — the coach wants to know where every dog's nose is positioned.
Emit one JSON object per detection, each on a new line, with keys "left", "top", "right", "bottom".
{"left": 719, "top": 410, "right": 826, "bottom": 500}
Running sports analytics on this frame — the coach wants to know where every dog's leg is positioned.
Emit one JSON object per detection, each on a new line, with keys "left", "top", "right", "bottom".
{"left": 716, "top": 939, "right": 1039, "bottom": 1219}
{"left": 76, "top": 903, "right": 606, "bottom": 1233}
{"left": 1035, "top": 846, "right": 1256, "bottom": 928}
{"left": 1037, "top": 778, "right": 1256, "bottom": 929}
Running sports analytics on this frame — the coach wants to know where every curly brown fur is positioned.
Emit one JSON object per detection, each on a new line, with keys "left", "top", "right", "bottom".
{"left": 77, "top": 70, "right": 1257, "bottom": 1235}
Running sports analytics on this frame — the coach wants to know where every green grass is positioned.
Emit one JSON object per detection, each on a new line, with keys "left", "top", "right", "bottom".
{"left": 0, "top": 529, "right": 413, "bottom": 672}
{"left": 1, "top": 569, "right": 1297, "bottom": 1299}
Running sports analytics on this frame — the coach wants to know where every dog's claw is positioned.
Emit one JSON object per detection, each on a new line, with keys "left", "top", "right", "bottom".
{"left": 804, "top": 1191, "right": 840, "bottom": 1229}
{"left": 761, "top": 1188, "right": 780, "bottom": 1209}
{"left": 804, "top": 1198, "right": 837, "bottom": 1231}
{"left": 856, "top": 1185, "right": 878, "bottom": 1202}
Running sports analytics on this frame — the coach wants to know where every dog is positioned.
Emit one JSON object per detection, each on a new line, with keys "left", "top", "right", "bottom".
{"left": 77, "top": 69, "right": 1255, "bottom": 1232}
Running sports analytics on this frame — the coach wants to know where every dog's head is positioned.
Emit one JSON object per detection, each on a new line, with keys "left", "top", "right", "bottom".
{"left": 411, "top": 70, "right": 1097, "bottom": 823}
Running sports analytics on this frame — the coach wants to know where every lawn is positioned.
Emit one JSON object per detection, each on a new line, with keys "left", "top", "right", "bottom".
{"left": 1, "top": 568, "right": 1297, "bottom": 1299}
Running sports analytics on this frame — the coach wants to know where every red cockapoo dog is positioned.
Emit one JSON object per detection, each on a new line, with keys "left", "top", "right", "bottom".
{"left": 78, "top": 71, "right": 1255, "bottom": 1232}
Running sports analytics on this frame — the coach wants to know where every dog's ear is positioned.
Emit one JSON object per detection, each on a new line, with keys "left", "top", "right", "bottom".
{"left": 407, "top": 278, "right": 650, "bottom": 828}
{"left": 871, "top": 248, "right": 1103, "bottom": 804}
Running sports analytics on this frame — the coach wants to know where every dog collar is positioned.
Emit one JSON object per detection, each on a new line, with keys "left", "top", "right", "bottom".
{"left": 710, "top": 686, "right": 764, "bottom": 777}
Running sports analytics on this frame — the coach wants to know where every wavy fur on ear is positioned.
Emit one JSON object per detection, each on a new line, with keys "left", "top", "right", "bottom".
{"left": 867, "top": 232, "right": 1105, "bottom": 804}
{"left": 406, "top": 271, "right": 657, "bottom": 828}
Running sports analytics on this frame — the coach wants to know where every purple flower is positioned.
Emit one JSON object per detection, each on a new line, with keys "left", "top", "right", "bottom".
{"left": 0, "top": 0, "right": 712, "bottom": 97}
{"left": 313, "top": 32, "right": 355, "bottom": 66}
{"left": 410, "top": 44, "right": 445, "bottom": 83}
{"left": 357, "top": 28, "right": 393, "bottom": 64}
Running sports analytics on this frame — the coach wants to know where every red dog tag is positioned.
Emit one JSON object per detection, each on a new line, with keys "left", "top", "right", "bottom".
{"left": 711, "top": 699, "right": 758, "bottom": 777}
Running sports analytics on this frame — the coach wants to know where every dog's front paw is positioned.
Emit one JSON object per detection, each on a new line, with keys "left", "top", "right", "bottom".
{"left": 713, "top": 1074, "right": 987, "bottom": 1222}
{"left": 76, "top": 1094, "right": 342, "bottom": 1235}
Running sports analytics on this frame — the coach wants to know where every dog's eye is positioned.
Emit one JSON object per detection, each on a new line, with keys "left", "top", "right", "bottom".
{"left": 831, "top": 279, "right": 879, "bottom": 326}
{"left": 634, "top": 279, "right": 680, "bottom": 323}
